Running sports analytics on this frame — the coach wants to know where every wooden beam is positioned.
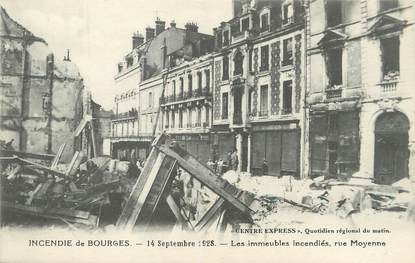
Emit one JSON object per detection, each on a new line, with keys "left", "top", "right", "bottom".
{"left": 166, "top": 195, "right": 193, "bottom": 231}
{"left": 1, "top": 150, "right": 55, "bottom": 160}
{"left": 14, "top": 156, "right": 66, "bottom": 177}
{"left": 89, "top": 121, "right": 97, "bottom": 158}
{"left": 65, "top": 151, "right": 83, "bottom": 177}
{"left": 51, "top": 143, "right": 66, "bottom": 169}
{"left": 194, "top": 198, "right": 225, "bottom": 231}
{"left": 157, "top": 144, "right": 254, "bottom": 215}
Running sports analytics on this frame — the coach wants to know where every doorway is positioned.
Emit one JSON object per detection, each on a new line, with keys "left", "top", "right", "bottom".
{"left": 374, "top": 112, "right": 409, "bottom": 184}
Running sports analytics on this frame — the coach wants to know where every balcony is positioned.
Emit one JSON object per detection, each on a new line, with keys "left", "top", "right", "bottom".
{"left": 379, "top": 80, "right": 398, "bottom": 93}
{"left": 160, "top": 88, "right": 212, "bottom": 106}
{"left": 111, "top": 110, "right": 138, "bottom": 121}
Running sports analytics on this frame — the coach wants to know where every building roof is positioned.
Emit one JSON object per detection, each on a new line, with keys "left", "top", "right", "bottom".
{"left": 0, "top": 6, "right": 45, "bottom": 42}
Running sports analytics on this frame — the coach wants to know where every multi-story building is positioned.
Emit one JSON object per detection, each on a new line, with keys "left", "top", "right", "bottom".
{"left": 111, "top": 19, "right": 214, "bottom": 162}
{"left": 160, "top": 53, "right": 214, "bottom": 163}
{"left": 305, "top": 0, "right": 414, "bottom": 184}
{"left": 211, "top": 0, "right": 306, "bottom": 176}
{"left": 0, "top": 7, "right": 84, "bottom": 162}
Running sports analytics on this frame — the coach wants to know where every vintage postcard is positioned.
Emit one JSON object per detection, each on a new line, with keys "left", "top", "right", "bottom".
{"left": 0, "top": 0, "right": 414, "bottom": 262}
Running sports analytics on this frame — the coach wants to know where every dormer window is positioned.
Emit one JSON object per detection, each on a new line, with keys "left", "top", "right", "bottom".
{"left": 223, "top": 29, "right": 230, "bottom": 46}
{"left": 118, "top": 63, "right": 123, "bottom": 73}
{"left": 241, "top": 17, "right": 250, "bottom": 32}
{"left": 260, "top": 8, "right": 270, "bottom": 32}
{"left": 282, "top": 0, "right": 294, "bottom": 25}
{"left": 126, "top": 57, "right": 133, "bottom": 67}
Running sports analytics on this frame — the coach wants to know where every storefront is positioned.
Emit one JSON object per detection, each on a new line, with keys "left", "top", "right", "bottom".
{"left": 251, "top": 122, "right": 300, "bottom": 177}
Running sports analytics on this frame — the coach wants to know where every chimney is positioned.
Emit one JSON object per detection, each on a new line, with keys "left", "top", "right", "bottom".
{"left": 145, "top": 27, "right": 155, "bottom": 41}
{"left": 132, "top": 32, "right": 144, "bottom": 49}
{"left": 170, "top": 20, "right": 176, "bottom": 28}
{"left": 185, "top": 22, "right": 198, "bottom": 33}
{"left": 155, "top": 18, "right": 166, "bottom": 35}
{"left": 63, "top": 49, "right": 71, "bottom": 61}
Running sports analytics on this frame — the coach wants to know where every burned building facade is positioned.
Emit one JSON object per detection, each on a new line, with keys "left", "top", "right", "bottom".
{"left": 305, "top": 0, "right": 415, "bottom": 183}
{"left": 111, "top": 19, "right": 214, "bottom": 162}
{"left": 0, "top": 7, "right": 84, "bottom": 162}
{"left": 212, "top": 0, "right": 306, "bottom": 176}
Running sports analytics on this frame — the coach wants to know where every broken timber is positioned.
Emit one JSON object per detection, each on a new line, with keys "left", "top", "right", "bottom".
{"left": 116, "top": 134, "right": 257, "bottom": 232}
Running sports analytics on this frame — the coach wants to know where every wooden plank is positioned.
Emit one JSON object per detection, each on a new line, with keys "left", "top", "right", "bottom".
{"left": 166, "top": 195, "right": 192, "bottom": 231}
{"left": 15, "top": 156, "right": 66, "bottom": 177}
{"left": 116, "top": 148, "right": 162, "bottom": 230}
{"left": 157, "top": 144, "right": 253, "bottom": 215}
{"left": 89, "top": 121, "right": 97, "bottom": 158}
{"left": 66, "top": 151, "right": 83, "bottom": 177}
{"left": 1, "top": 201, "right": 91, "bottom": 219}
{"left": 1, "top": 150, "right": 55, "bottom": 160}
{"left": 51, "top": 143, "right": 66, "bottom": 168}
{"left": 194, "top": 198, "right": 225, "bottom": 232}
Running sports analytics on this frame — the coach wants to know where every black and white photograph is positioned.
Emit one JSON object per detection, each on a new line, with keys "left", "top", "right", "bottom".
{"left": 0, "top": 0, "right": 414, "bottom": 262}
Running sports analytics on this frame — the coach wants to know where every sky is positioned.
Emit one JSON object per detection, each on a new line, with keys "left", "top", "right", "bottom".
{"left": 1, "top": 0, "right": 232, "bottom": 109}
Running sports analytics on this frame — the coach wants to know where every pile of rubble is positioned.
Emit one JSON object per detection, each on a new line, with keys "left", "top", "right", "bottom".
{"left": 228, "top": 171, "right": 415, "bottom": 227}
{"left": 0, "top": 145, "right": 138, "bottom": 229}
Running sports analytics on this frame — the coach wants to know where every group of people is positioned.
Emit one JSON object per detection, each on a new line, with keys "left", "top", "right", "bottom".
{"left": 206, "top": 149, "right": 239, "bottom": 175}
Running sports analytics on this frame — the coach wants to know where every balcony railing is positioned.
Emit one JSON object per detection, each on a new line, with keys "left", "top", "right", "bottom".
{"left": 326, "top": 86, "right": 343, "bottom": 99}
{"left": 281, "top": 108, "right": 292, "bottom": 115}
{"left": 282, "top": 16, "right": 294, "bottom": 26}
{"left": 259, "top": 110, "right": 268, "bottom": 117}
{"left": 379, "top": 79, "right": 398, "bottom": 93}
{"left": 160, "top": 88, "right": 212, "bottom": 105}
{"left": 112, "top": 110, "right": 138, "bottom": 120}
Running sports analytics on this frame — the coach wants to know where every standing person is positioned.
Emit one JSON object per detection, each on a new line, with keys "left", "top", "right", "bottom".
{"left": 232, "top": 149, "right": 239, "bottom": 171}
{"left": 217, "top": 159, "right": 224, "bottom": 175}
{"left": 227, "top": 151, "right": 232, "bottom": 172}
{"left": 262, "top": 159, "right": 268, "bottom": 175}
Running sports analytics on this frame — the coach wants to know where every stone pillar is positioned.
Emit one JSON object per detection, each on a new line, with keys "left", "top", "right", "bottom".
{"left": 247, "top": 133, "right": 252, "bottom": 173}
{"left": 236, "top": 133, "right": 243, "bottom": 172}
{"left": 407, "top": 142, "right": 415, "bottom": 181}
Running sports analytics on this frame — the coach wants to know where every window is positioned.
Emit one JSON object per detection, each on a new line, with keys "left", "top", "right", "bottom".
{"left": 172, "top": 80, "right": 176, "bottom": 97}
{"left": 261, "top": 13, "right": 269, "bottom": 31}
{"left": 248, "top": 49, "right": 253, "bottom": 72}
{"left": 379, "top": 0, "right": 398, "bottom": 12}
{"left": 260, "top": 45, "right": 269, "bottom": 71}
{"left": 241, "top": 17, "right": 250, "bottom": 31}
{"left": 327, "top": 0, "right": 342, "bottom": 27}
{"left": 328, "top": 113, "right": 338, "bottom": 133}
{"left": 282, "top": 1, "right": 294, "bottom": 25}
{"left": 222, "top": 92, "right": 228, "bottom": 119}
{"left": 197, "top": 108, "right": 202, "bottom": 126}
{"left": 179, "top": 77, "right": 184, "bottom": 97}
{"left": 171, "top": 111, "right": 175, "bottom": 128}
{"left": 233, "top": 50, "right": 244, "bottom": 76}
{"left": 179, "top": 110, "right": 183, "bottom": 128}
{"left": 165, "top": 112, "right": 169, "bottom": 128}
{"left": 282, "top": 80, "right": 293, "bottom": 114}
{"left": 222, "top": 56, "right": 229, "bottom": 80}
{"left": 381, "top": 36, "right": 400, "bottom": 80}
{"left": 126, "top": 57, "right": 133, "bottom": 67}
{"left": 282, "top": 38, "right": 293, "bottom": 66}
{"left": 326, "top": 48, "right": 343, "bottom": 87}
{"left": 197, "top": 72, "right": 202, "bottom": 93}
{"left": 248, "top": 89, "right": 253, "bottom": 114}
{"left": 148, "top": 92, "right": 153, "bottom": 108}
{"left": 205, "top": 69, "right": 210, "bottom": 90}
{"left": 223, "top": 30, "right": 230, "bottom": 46}
{"left": 188, "top": 74, "right": 193, "bottom": 95}
{"left": 118, "top": 64, "right": 123, "bottom": 73}
{"left": 188, "top": 110, "right": 192, "bottom": 128}
{"left": 259, "top": 85, "right": 268, "bottom": 116}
